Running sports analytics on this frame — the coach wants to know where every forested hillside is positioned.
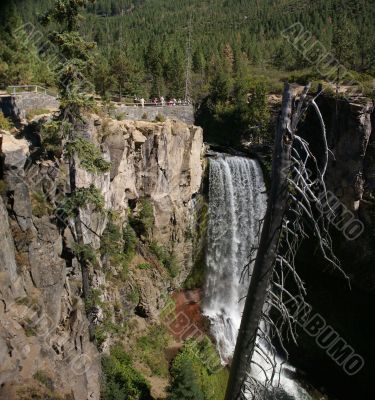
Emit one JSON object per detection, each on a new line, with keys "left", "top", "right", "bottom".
{"left": 1, "top": 0, "right": 374, "bottom": 101}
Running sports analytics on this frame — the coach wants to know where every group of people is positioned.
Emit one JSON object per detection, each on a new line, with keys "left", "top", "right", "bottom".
{"left": 134, "top": 96, "right": 190, "bottom": 108}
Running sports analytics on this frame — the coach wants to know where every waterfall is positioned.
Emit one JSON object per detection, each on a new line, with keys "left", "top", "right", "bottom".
{"left": 203, "top": 154, "right": 312, "bottom": 400}
{"left": 203, "top": 155, "right": 267, "bottom": 362}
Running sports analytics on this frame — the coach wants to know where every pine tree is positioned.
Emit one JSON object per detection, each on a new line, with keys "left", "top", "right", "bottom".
{"left": 331, "top": 6, "right": 355, "bottom": 86}
{"left": 167, "top": 358, "right": 204, "bottom": 400}
{"left": 41, "top": 0, "right": 110, "bottom": 339}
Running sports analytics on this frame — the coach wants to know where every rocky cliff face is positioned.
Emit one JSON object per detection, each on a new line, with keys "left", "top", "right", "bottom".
{"left": 0, "top": 116, "right": 204, "bottom": 399}
{"left": 300, "top": 96, "right": 373, "bottom": 211}
{"left": 291, "top": 95, "right": 375, "bottom": 400}
{"left": 101, "top": 118, "right": 203, "bottom": 279}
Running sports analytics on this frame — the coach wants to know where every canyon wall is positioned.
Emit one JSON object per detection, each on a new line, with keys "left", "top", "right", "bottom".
{"left": 291, "top": 95, "right": 375, "bottom": 400}
{"left": 0, "top": 116, "right": 204, "bottom": 399}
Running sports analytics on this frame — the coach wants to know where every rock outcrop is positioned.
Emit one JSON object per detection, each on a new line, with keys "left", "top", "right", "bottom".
{"left": 0, "top": 115, "right": 204, "bottom": 399}
{"left": 300, "top": 96, "right": 374, "bottom": 211}
{"left": 101, "top": 118, "right": 203, "bottom": 281}
{"left": 291, "top": 95, "right": 375, "bottom": 400}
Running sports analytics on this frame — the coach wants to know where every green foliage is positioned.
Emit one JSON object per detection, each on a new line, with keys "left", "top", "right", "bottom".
{"left": 164, "top": 252, "right": 179, "bottom": 278}
{"left": 26, "top": 108, "right": 51, "bottom": 121}
{"left": 31, "top": 191, "right": 53, "bottom": 217}
{"left": 0, "top": 4, "right": 54, "bottom": 87}
{"left": 137, "top": 263, "right": 151, "bottom": 270}
{"left": 126, "top": 287, "right": 140, "bottom": 304}
{"left": 92, "top": 324, "right": 108, "bottom": 347}
{"left": 332, "top": 10, "right": 356, "bottom": 70}
{"left": 101, "top": 344, "right": 152, "bottom": 400}
{"left": 129, "top": 198, "right": 154, "bottom": 237}
{"left": 196, "top": 64, "right": 271, "bottom": 146}
{"left": 40, "top": 120, "right": 70, "bottom": 156}
{"left": 123, "top": 222, "right": 137, "bottom": 259}
{"left": 2, "top": 0, "right": 375, "bottom": 96}
{"left": 168, "top": 338, "right": 227, "bottom": 400}
{"left": 0, "top": 180, "right": 8, "bottom": 195}
{"left": 167, "top": 357, "right": 204, "bottom": 400}
{"left": 184, "top": 251, "right": 205, "bottom": 290}
{"left": 58, "top": 184, "right": 105, "bottom": 217}
{"left": 84, "top": 288, "right": 103, "bottom": 314}
{"left": 0, "top": 112, "right": 12, "bottom": 130}
{"left": 24, "top": 323, "right": 38, "bottom": 337}
{"left": 136, "top": 325, "right": 171, "bottom": 377}
{"left": 72, "top": 243, "right": 97, "bottom": 264}
{"left": 185, "top": 197, "right": 208, "bottom": 289}
{"left": 149, "top": 242, "right": 180, "bottom": 278}
{"left": 66, "top": 137, "right": 111, "bottom": 173}
{"left": 245, "top": 81, "right": 271, "bottom": 142}
{"left": 154, "top": 113, "right": 166, "bottom": 123}
{"left": 100, "top": 217, "right": 123, "bottom": 257}
{"left": 115, "top": 113, "right": 126, "bottom": 121}
{"left": 100, "top": 217, "right": 136, "bottom": 276}
{"left": 33, "top": 371, "right": 54, "bottom": 391}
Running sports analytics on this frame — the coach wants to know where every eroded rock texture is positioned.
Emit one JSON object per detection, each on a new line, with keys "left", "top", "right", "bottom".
{"left": 0, "top": 116, "right": 204, "bottom": 399}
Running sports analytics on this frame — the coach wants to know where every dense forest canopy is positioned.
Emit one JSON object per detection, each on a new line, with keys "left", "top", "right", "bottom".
{"left": 0, "top": 0, "right": 374, "bottom": 144}
{"left": 1, "top": 0, "right": 374, "bottom": 98}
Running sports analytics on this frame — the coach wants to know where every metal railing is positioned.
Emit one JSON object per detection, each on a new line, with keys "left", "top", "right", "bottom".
{"left": 5, "top": 86, "right": 192, "bottom": 107}
{"left": 116, "top": 102, "right": 192, "bottom": 107}
{"left": 7, "top": 85, "right": 57, "bottom": 97}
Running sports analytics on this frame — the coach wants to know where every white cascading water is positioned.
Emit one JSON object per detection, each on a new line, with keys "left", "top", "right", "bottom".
{"left": 203, "top": 154, "right": 312, "bottom": 400}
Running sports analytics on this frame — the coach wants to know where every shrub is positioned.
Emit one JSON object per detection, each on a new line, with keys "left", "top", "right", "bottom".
{"left": 167, "top": 357, "right": 204, "bottom": 400}
{"left": 72, "top": 243, "right": 98, "bottom": 265}
{"left": 123, "top": 222, "right": 137, "bottom": 258}
{"left": 100, "top": 218, "right": 134, "bottom": 274}
{"left": 40, "top": 120, "right": 65, "bottom": 156}
{"left": 164, "top": 253, "right": 179, "bottom": 278}
{"left": 33, "top": 370, "right": 54, "bottom": 391}
{"left": 84, "top": 288, "right": 103, "bottom": 314}
{"left": 66, "top": 137, "right": 111, "bottom": 174}
{"left": 115, "top": 113, "right": 126, "bottom": 121}
{"left": 58, "top": 184, "right": 105, "bottom": 218}
{"left": 129, "top": 198, "right": 154, "bottom": 237}
{"left": 136, "top": 325, "right": 171, "bottom": 377}
{"left": 154, "top": 113, "right": 166, "bottom": 123}
{"left": 0, "top": 180, "right": 7, "bottom": 195}
{"left": 101, "top": 218, "right": 123, "bottom": 254}
{"left": 184, "top": 252, "right": 206, "bottom": 290}
{"left": 150, "top": 242, "right": 180, "bottom": 278}
{"left": 126, "top": 287, "right": 140, "bottom": 304}
{"left": 101, "top": 344, "right": 152, "bottom": 400}
{"left": 167, "top": 338, "right": 228, "bottom": 400}
{"left": 138, "top": 262, "right": 151, "bottom": 270}
{"left": 141, "top": 112, "right": 148, "bottom": 120}
{"left": 93, "top": 325, "right": 108, "bottom": 348}
{"left": 184, "top": 198, "right": 208, "bottom": 289}
{"left": 31, "top": 191, "right": 53, "bottom": 217}
{"left": 0, "top": 111, "right": 12, "bottom": 130}
{"left": 26, "top": 108, "right": 50, "bottom": 121}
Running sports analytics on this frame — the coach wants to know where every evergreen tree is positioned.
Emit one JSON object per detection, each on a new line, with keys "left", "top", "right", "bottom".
{"left": 41, "top": 0, "right": 110, "bottom": 339}
{"left": 165, "top": 48, "right": 185, "bottom": 98}
{"left": 94, "top": 54, "right": 115, "bottom": 95}
{"left": 4, "top": 0, "right": 375, "bottom": 96}
{"left": 167, "top": 358, "right": 204, "bottom": 400}
{"left": 331, "top": 7, "right": 355, "bottom": 85}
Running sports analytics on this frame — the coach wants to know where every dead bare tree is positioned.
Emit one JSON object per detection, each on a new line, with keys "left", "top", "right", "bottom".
{"left": 224, "top": 82, "right": 349, "bottom": 400}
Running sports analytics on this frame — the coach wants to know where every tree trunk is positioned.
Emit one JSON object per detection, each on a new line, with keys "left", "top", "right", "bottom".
{"left": 224, "top": 83, "right": 293, "bottom": 400}
{"left": 69, "top": 155, "right": 93, "bottom": 338}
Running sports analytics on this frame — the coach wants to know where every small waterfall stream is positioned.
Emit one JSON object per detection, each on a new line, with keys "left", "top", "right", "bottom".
{"left": 203, "top": 154, "right": 312, "bottom": 399}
